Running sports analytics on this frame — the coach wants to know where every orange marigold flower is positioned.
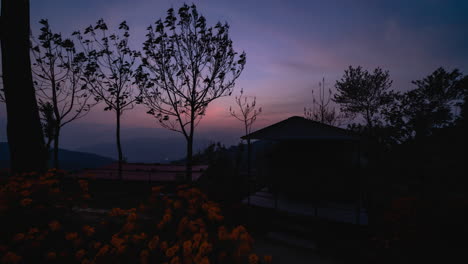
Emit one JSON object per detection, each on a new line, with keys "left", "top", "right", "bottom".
{"left": 160, "top": 241, "right": 168, "bottom": 251}
{"left": 96, "top": 244, "right": 110, "bottom": 257}
{"left": 240, "top": 233, "right": 253, "bottom": 243}
{"left": 148, "top": 236, "right": 159, "bottom": 250}
{"left": 237, "top": 243, "right": 251, "bottom": 256}
{"left": 28, "top": 228, "right": 39, "bottom": 235}
{"left": 183, "top": 240, "right": 192, "bottom": 255}
{"left": 121, "top": 222, "right": 135, "bottom": 233}
{"left": 20, "top": 190, "right": 31, "bottom": 197}
{"left": 177, "top": 184, "right": 189, "bottom": 190}
{"left": 111, "top": 235, "right": 125, "bottom": 248}
{"left": 20, "top": 198, "right": 32, "bottom": 207}
{"left": 127, "top": 212, "right": 137, "bottom": 222}
{"left": 50, "top": 188, "right": 60, "bottom": 194}
{"left": 166, "top": 245, "right": 179, "bottom": 258}
{"left": 199, "top": 257, "right": 210, "bottom": 264}
{"left": 116, "top": 244, "right": 127, "bottom": 255}
{"left": 157, "top": 221, "right": 165, "bottom": 230}
{"left": 170, "top": 256, "right": 181, "bottom": 264}
{"left": 199, "top": 242, "right": 212, "bottom": 256}
{"left": 173, "top": 200, "right": 182, "bottom": 209}
{"left": 45, "top": 252, "right": 57, "bottom": 260}
{"left": 65, "top": 232, "right": 78, "bottom": 241}
{"left": 218, "top": 226, "right": 230, "bottom": 241}
{"left": 193, "top": 233, "right": 202, "bottom": 243}
{"left": 82, "top": 225, "right": 95, "bottom": 236}
{"left": 12, "top": 233, "right": 25, "bottom": 242}
{"left": 263, "top": 255, "right": 273, "bottom": 263}
{"left": 49, "top": 220, "right": 61, "bottom": 231}
{"left": 140, "top": 249, "right": 149, "bottom": 258}
{"left": 192, "top": 241, "right": 200, "bottom": 251}
{"left": 132, "top": 232, "right": 147, "bottom": 243}
{"left": 163, "top": 213, "right": 172, "bottom": 223}
{"left": 218, "top": 252, "right": 227, "bottom": 262}
{"left": 152, "top": 186, "right": 163, "bottom": 193}
{"left": 248, "top": 254, "right": 259, "bottom": 264}
{"left": 75, "top": 249, "right": 86, "bottom": 260}
{"left": 92, "top": 241, "right": 102, "bottom": 249}
{"left": 1, "top": 251, "right": 22, "bottom": 264}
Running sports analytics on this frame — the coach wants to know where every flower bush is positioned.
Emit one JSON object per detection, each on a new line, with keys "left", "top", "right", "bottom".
{"left": 0, "top": 170, "right": 271, "bottom": 263}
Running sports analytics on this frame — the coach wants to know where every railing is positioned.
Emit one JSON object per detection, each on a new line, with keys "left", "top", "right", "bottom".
{"left": 70, "top": 167, "right": 206, "bottom": 182}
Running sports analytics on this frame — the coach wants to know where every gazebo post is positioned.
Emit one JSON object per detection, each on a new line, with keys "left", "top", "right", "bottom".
{"left": 356, "top": 140, "right": 361, "bottom": 225}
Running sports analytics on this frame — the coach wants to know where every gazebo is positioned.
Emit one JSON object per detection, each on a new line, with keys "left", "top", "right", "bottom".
{"left": 241, "top": 116, "right": 365, "bottom": 224}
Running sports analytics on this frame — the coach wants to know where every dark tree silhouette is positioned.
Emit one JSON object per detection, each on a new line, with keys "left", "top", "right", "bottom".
{"left": 75, "top": 20, "right": 140, "bottom": 179}
{"left": 229, "top": 88, "right": 262, "bottom": 137}
{"left": 38, "top": 102, "right": 56, "bottom": 152}
{"left": 1, "top": 0, "right": 47, "bottom": 173}
{"left": 137, "top": 4, "right": 246, "bottom": 181}
{"left": 31, "top": 19, "right": 92, "bottom": 168}
{"left": 458, "top": 75, "right": 468, "bottom": 129}
{"left": 334, "top": 66, "right": 395, "bottom": 133}
{"left": 384, "top": 68, "right": 465, "bottom": 141}
{"left": 304, "top": 77, "right": 342, "bottom": 126}
{"left": 229, "top": 88, "right": 262, "bottom": 178}
{"left": 0, "top": 73, "right": 4, "bottom": 102}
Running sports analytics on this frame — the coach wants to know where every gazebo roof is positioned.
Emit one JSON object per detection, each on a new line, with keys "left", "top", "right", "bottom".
{"left": 241, "top": 116, "right": 360, "bottom": 141}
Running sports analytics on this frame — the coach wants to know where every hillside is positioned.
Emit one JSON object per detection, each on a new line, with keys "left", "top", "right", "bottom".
{"left": 0, "top": 142, "right": 115, "bottom": 170}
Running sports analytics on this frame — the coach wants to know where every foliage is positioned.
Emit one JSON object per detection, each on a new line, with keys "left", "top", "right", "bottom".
{"left": 137, "top": 4, "right": 246, "bottom": 181}
{"left": 383, "top": 68, "right": 465, "bottom": 141}
{"left": 304, "top": 77, "right": 342, "bottom": 126}
{"left": 0, "top": 171, "right": 271, "bottom": 264}
{"left": 37, "top": 102, "right": 57, "bottom": 151}
{"left": 334, "top": 66, "right": 395, "bottom": 131}
{"left": 31, "top": 19, "right": 93, "bottom": 168}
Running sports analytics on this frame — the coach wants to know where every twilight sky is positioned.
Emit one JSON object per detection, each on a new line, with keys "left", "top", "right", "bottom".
{"left": 1, "top": 0, "right": 468, "bottom": 151}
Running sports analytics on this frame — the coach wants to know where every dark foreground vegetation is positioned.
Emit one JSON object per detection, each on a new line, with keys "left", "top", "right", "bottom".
{"left": 0, "top": 170, "right": 274, "bottom": 264}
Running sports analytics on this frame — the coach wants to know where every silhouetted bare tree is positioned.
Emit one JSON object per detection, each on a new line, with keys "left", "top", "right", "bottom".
{"left": 304, "top": 77, "right": 342, "bottom": 126}
{"left": 229, "top": 88, "right": 262, "bottom": 137}
{"left": 31, "top": 19, "right": 92, "bottom": 168}
{"left": 1, "top": 0, "right": 47, "bottom": 173}
{"left": 74, "top": 20, "right": 140, "bottom": 179}
{"left": 137, "top": 4, "right": 246, "bottom": 181}
{"left": 229, "top": 88, "right": 261, "bottom": 179}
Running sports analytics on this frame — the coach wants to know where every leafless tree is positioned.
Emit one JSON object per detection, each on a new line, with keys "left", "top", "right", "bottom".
{"left": 229, "top": 88, "right": 262, "bottom": 179}
{"left": 74, "top": 19, "right": 140, "bottom": 179}
{"left": 31, "top": 19, "right": 92, "bottom": 168}
{"left": 304, "top": 77, "right": 342, "bottom": 126}
{"left": 137, "top": 4, "right": 246, "bottom": 181}
{"left": 230, "top": 88, "right": 262, "bottom": 137}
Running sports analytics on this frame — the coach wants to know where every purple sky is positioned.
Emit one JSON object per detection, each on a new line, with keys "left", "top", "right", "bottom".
{"left": 1, "top": 0, "right": 468, "bottom": 149}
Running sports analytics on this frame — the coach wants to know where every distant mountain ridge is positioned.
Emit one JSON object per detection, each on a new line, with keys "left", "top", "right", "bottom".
{"left": 76, "top": 137, "right": 213, "bottom": 163}
{"left": 0, "top": 142, "right": 115, "bottom": 170}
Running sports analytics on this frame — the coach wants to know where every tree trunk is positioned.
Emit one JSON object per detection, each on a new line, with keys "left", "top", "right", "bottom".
{"left": 1, "top": 0, "right": 47, "bottom": 174}
{"left": 186, "top": 135, "right": 193, "bottom": 182}
{"left": 53, "top": 126, "right": 60, "bottom": 169}
{"left": 116, "top": 111, "right": 123, "bottom": 180}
